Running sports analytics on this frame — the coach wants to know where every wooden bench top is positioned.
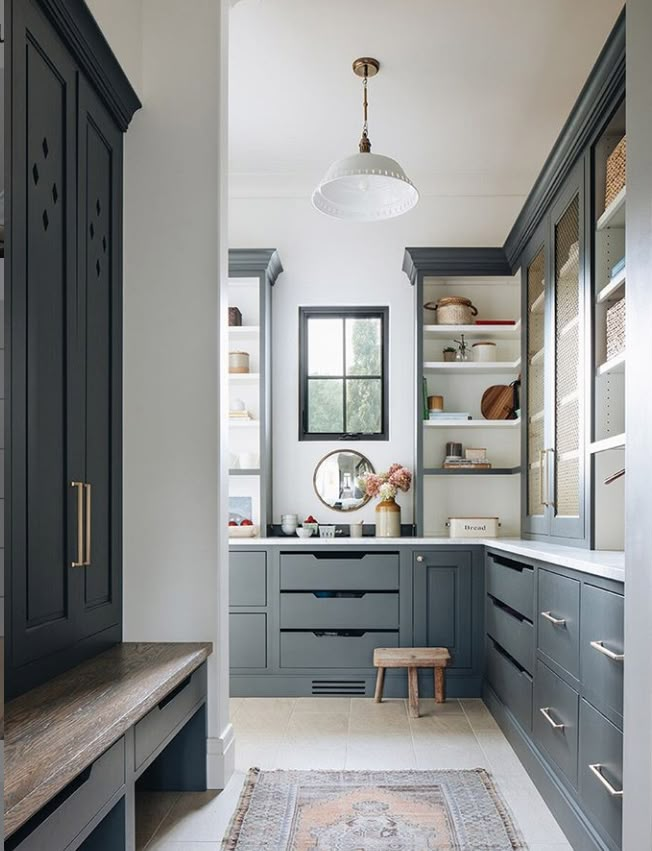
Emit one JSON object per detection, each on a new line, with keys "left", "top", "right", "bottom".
{"left": 373, "top": 647, "right": 451, "bottom": 667}
{"left": 4, "top": 641, "right": 212, "bottom": 838}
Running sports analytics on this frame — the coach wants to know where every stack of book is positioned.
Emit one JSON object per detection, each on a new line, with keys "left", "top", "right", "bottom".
{"left": 229, "top": 409, "right": 253, "bottom": 421}
{"left": 428, "top": 411, "right": 472, "bottom": 422}
{"left": 442, "top": 457, "right": 492, "bottom": 470}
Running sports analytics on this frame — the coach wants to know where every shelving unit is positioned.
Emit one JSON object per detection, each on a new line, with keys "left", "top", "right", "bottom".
{"left": 423, "top": 419, "right": 520, "bottom": 429}
{"left": 227, "top": 249, "right": 282, "bottom": 533}
{"left": 596, "top": 351, "right": 626, "bottom": 376}
{"left": 423, "top": 320, "right": 521, "bottom": 339}
{"left": 423, "top": 359, "right": 521, "bottom": 374}
{"left": 424, "top": 467, "right": 521, "bottom": 476}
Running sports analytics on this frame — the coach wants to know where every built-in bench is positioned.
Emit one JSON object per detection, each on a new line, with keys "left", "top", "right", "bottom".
{"left": 4, "top": 642, "right": 213, "bottom": 850}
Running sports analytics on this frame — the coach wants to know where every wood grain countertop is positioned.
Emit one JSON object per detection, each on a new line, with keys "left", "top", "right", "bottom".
{"left": 4, "top": 641, "right": 213, "bottom": 838}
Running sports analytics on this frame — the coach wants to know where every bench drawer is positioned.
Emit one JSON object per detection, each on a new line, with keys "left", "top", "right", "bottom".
{"left": 579, "top": 699, "right": 623, "bottom": 850}
{"left": 134, "top": 665, "right": 206, "bottom": 770}
{"left": 280, "top": 552, "right": 399, "bottom": 591}
{"left": 580, "top": 584, "right": 624, "bottom": 729}
{"left": 280, "top": 592, "right": 399, "bottom": 630}
{"left": 538, "top": 568, "right": 580, "bottom": 679}
{"left": 230, "top": 612, "right": 267, "bottom": 669}
{"left": 486, "top": 638, "right": 533, "bottom": 732}
{"left": 486, "top": 552, "right": 534, "bottom": 619}
{"left": 533, "top": 660, "right": 579, "bottom": 788}
{"left": 230, "top": 551, "right": 267, "bottom": 606}
{"left": 10, "top": 738, "right": 125, "bottom": 851}
{"left": 280, "top": 631, "right": 398, "bottom": 668}
{"left": 486, "top": 595, "right": 535, "bottom": 674}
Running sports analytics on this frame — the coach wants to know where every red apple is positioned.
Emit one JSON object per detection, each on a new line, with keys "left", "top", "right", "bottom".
{"left": 241, "top": 518, "right": 254, "bottom": 526}
{"left": 228, "top": 520, "right": 238, "bottom": 527}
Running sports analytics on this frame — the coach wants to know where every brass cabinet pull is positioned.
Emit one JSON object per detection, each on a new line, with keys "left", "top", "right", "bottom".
{"left": 541, "top": 448, "right": 554, "bottom": 507}
{"left": 539, "top": 706, "right": 565, "bottom": 730}
{"left": 541, "top": 610, "right": 566, "bottom": 626}
{"left": 71, "top": 482, "right": 85, "bottom": 567}
{"left": 589, "top": 763, "right": 623, "bottom": 797}
{"left": 538, "top": 449, "right": 545, "bottom": 508}
{"left": 84, "top": 483, "right": 92, "bottom": 566}
{"left": 590, "top": 640, "right": 624, "bottom": 662}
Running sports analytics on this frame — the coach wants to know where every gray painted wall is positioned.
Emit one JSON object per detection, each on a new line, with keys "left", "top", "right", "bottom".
{"left": 623, "top": 1, "right": 652, "bottom": 847}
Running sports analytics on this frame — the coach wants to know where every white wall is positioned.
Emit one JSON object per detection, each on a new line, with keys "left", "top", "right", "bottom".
{"left": 85, "top": 0, "right": 143, "bottom": 96}
{"left": 229, "top": 193, "right": 524, "bottom": 525}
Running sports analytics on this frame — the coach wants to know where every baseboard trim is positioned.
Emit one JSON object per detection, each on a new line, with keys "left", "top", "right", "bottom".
{"left": 230, "top": 673, "right": 483, "bottom": 699}
{"left": 206, "top": 722, "right": 235, "bottom": 790}
{"left": 483, "top": 684, "right": 615, "bottom": 851}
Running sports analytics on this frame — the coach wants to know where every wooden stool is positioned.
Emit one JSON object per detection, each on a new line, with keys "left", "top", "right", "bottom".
{"left": 373, "top": 647, "right": 451, "bottom": 718}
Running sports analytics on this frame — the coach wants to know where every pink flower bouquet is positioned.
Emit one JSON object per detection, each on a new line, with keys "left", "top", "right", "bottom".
{"left": 360, "top": 464, "right": 412, "bottom": 502}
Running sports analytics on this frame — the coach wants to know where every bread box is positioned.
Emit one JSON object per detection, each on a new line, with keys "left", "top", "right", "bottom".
{"left": 446, "top": 516, "right": 500, "bottom": 538}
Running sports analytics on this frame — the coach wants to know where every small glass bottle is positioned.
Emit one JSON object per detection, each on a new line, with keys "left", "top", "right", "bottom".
{"left": 455, "top": 334, "right": 470, "bottom": 361}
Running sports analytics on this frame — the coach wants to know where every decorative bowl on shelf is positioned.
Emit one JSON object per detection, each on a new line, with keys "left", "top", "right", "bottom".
{"left": 228, "top": 524, "right": 258, "bottom": 538}
{"left": 296, "top": 527, "right": 313, "bottom": 539}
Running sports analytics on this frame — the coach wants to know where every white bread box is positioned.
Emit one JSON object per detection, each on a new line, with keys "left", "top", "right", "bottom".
{"left": 446, "top": 516, "right": 500, "bottom": 538}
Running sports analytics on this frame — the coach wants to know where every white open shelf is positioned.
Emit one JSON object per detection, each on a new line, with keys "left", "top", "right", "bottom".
{"left": 589, "top": 433, "right": 626, "bottom": 454}
{"left": 228, "top": 372, "right": 261, "bottom": 383}
{"left": 424, "top": 418, "right": 521, "bottom": 429}
{"left": 596, "top": 186, "right": 626, "bottom": 230}
{"left": 423, "top": 320, "right": 521, "bottom": 340}
{"left": 597, "top": 352, "right": 625, "bottom": 376}
{"left": 229, "top": 325, "right": 260, "bottom": 336}
{"left": 228, "top": 420, "right": 259, "bottom": 429}
{"left": 597, "top": 267, "right": 626, "bottom": 303}
{"left": 423, "top": 359, "right": 521, "bottom": 374}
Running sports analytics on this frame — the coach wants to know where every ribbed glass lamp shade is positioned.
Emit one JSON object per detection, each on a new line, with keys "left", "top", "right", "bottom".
{"left": 312, "top": 152, "right": 419, "bottom": 221}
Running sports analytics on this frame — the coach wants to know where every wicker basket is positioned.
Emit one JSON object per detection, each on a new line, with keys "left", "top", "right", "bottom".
{"left": 228, "top": 306, "right": 242, "bottom": 327}
{"left": 606, "top": 297, "right": 626, "bottom": 360}
{"left": 424, "top": 296, "right": 478, "bottom": 325}
{"left": 605, "top": 136, "right": 626, "bottom": 209}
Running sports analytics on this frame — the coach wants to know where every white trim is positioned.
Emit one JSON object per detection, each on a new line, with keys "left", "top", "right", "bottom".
{"left": 207, "top": 724, "right": 236, "bottom": 789}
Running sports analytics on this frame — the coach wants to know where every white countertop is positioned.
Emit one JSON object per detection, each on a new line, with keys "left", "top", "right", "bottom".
{"left": 229, "top": 535, "right": 625, "bottom": 583}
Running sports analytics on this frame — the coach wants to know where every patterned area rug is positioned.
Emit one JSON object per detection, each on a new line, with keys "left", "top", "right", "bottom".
{"left": 223, "top": 768, "right": 527, "bottom": 849}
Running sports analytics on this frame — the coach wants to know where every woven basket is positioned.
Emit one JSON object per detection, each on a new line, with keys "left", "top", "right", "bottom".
{"left": 424, "top": 296, "right": 478, "bottom": 326}
{"left": 228, "top": 306, "right": 242, "bottom": 327}
{"left": 605, "top": 136, "right": 626, "bottom": 208}
{"left": 606, "top": 297, "right": 626, "bottom": 360}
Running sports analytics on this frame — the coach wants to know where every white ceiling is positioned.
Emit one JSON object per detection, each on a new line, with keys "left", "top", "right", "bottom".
{"left": 229, "top": 0, "right": 623, "bottom": 206}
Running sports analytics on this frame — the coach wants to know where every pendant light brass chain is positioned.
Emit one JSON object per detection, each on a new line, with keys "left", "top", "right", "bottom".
{"left": 359, "top": 65, "right": 372, "bottom": 153}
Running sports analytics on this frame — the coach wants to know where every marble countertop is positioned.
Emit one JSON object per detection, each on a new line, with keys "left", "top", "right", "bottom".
{"left": 229, "top": 535, "right": 625, "bottom": 582}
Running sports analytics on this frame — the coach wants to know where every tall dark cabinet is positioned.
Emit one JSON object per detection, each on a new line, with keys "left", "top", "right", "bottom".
{"left": 5, "top": 0, "right": 140, "bottom": 698}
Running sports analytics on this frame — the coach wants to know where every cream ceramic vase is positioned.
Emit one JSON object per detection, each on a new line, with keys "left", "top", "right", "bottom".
{"left": 375, "top": 497, "right": 401, "bottom": 537}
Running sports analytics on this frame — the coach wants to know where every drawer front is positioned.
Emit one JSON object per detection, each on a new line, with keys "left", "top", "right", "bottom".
{"left": 533, "top": 660, "right": 579, "bottom": 787}
{"left": 280, "top": 592, "right": 399, "bottom": 630}
{"left": 580, "top": 584, "right": 624, "bottom": 729}
{"left": 12, "top": 738, "right": 125, "bottom": 851}
{"left": 538, "top": 568, "right": 580, "bottom": 679}
{"left": 280, "top": 552, "right": 399, "bottom": 591}
{"left": 280, "top": 630, "right": 398, "bottom": 668}
{"left": 486, "top": 552, "right": 534, "bottom": 619}
{"left": 230, "top": 551, "right": 267, "bottom": 606}
{"left": 486, "top": 638, "right": 533, "bottom": 732}
{"left": 134, "top": 665, "right": 206, "bottom": 770}
{"left": 579, "top": 699, "right": 623, "bottom": 850}
{"left": 230, "top": 612, "right": 267, "bottom": 669}
{"left": 486, "top": 595, "right": 535, "bottom": 674}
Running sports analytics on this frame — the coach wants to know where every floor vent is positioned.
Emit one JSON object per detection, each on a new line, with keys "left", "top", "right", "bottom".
{"left": 311, "top": 679, "right": 367, "bottom": 696}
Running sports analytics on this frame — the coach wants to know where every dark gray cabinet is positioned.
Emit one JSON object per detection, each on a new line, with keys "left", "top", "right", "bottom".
{"left": 537, "top": 567, "right": 581, "bottom": 681}
{"left": 6, "top": 0, "right": 139, "bottom": 698}
{"left": 580, "top": 584, "right": 624, "bottom": 729}
{"left": 579, "top": 699, "right": 623, "bottom": 850}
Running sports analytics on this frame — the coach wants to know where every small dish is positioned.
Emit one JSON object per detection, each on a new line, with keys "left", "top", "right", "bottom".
{"left": 296, "top": 527, "right": 313, "bottom": 539}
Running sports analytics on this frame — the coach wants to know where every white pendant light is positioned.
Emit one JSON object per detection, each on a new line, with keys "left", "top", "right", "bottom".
{"left": 312, "top": 57, "right": 419, "bottom": 222}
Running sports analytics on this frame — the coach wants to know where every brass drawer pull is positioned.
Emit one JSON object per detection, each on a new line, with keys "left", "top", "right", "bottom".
{"left": 541, "top": 611, "right": 566, "bottom": 626}
{"left": 84, "top": 483, "right": 92, "bottom": 566}
{"left": 539, "top": 706, "right": 565, "bottom": 730}
{"left": 590, "top": 640, "right": 624, "bottom": 662}
{"left": 71, "top": 481, "right": 85, "bottom": 567}
{"left": 589, "top": 763, "right": 623, "bottom": 797}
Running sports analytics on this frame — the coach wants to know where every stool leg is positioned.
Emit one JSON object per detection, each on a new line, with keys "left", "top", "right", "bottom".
{"left": 408, "top": 667, "right": 420, "bottom": 718}
{"left": 434, "top": 666, "right": 446, "bottom": 704}
{"left": 374, "top": 667, "right": 385, "bottom": 703}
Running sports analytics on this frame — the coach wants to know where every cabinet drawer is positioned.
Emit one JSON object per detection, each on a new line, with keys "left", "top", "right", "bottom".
{"left": 580, "top": 584, "right": 624, "bottom": 729}
{"left": 10, "top": 738, "right": 125, "bottom": 851}
{"left": 134, "top": 665, "right": 206, "bottom": 770}
{"left": 579, "top": 699, "right": 623, "bottom": 850}
{"left": 280, "top": 631, "right": 398, "bottom": 668}
{"left": 230, "top": 612, "right": 267, "bottom": 669}
{"left": 230, "top": 551, "right": 267, "bottom": 606}
{"left": 486, "top": 595, "right": 534, "bottom": 674}
{"left": 486, "top": 638, "right": 533, "bottom": 732}
{"left": 533, "top": 660, "right": 579, "bottom": 787}
{"left": 280, "top": 592, "right": 399, "bottom": 630}
{"left": 537, "top": 568, "right": 580, "bottom": 679}
{"left": 280, "top": 552, "right": 399, "bottom": 591}
{"left": 486, "top": 552, "right": 534, "bottom": 619}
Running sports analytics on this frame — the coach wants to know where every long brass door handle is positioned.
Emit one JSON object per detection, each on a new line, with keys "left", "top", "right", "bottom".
{"left": 84, "top": 483, "right": 92, "bottom": 566}
{"left": 71, "top": 482, "right": 85, "bottom": 567}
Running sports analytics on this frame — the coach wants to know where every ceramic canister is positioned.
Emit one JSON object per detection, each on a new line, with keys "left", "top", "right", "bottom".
{"left": 472, "top": 341, "right": 497, "bottom": 362}
{"left": 229, "top": 351, "right": 250, "bottom": 373}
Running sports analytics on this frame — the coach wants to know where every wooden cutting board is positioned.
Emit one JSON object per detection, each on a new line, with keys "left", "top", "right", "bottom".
{"left": 481, "top": 385, "right": 515, "bottom": 420}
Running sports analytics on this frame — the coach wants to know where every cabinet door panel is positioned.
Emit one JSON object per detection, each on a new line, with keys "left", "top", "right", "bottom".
{"left": 77, "top": 76, "right": 123, "bottom": 638}
{"left": 413, "top": 551, "right": 473, "bottom": 670}
{"left": 9, "top": 0, "right": 81, "bottom": 669}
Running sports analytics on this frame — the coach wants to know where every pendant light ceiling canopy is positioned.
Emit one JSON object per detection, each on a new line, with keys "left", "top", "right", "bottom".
{"left": 312, "top": 58, "right": 419, "bottom": 222}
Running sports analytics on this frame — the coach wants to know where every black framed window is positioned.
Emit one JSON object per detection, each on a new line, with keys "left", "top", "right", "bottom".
{"left": 299, "top": 306, "right": 389, "bottom": 440}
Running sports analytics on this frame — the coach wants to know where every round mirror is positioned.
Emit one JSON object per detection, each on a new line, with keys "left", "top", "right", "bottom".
{"left": 313, "top": 450, "right": 375, "bottom": 512}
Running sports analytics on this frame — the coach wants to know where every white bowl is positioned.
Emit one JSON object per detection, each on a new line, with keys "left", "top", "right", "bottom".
{"left": 296, "top": 527, "right": 313, "bottom": 539}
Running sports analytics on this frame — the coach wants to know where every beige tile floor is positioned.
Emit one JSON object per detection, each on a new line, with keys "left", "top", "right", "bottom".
{"left": 139, "top": 697, "right": 573, "bottom": 850}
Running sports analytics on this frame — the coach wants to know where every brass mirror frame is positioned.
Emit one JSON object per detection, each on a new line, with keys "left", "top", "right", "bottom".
{"left": 312, "top": 449, "right": 375, "bottom": 513}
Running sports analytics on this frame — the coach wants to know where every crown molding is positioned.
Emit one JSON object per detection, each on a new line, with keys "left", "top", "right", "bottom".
{"left": 228, "top": 249, "right": 283, "bottom": 285}
{"left": 402, "top": 247, "right": 512, "bottom": 285}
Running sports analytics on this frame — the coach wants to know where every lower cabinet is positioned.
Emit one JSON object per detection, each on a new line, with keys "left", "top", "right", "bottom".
{"left": 230, "top": 612, "right": 267, "bottom": 670}
{"left": 533, "top": 659, "right": 579, "bottom": 788}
